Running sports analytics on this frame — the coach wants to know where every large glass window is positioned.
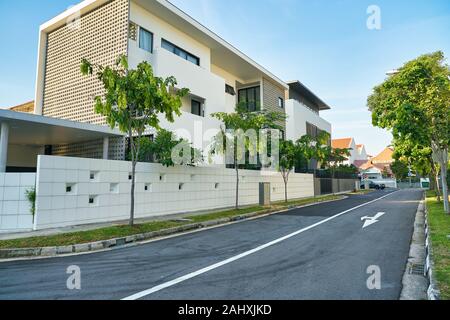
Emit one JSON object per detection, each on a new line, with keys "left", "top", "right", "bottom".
{"left": 161, "top": 39, "right": 200, "bottom": 66}
{"left": 191, "top": 100, "right": 203, "bottom": 117}
{"left": 238, "top": 86, "right": 261, "bottom": 112}
{"left": 139, "top": 28, "right": 153, "bottom": 53}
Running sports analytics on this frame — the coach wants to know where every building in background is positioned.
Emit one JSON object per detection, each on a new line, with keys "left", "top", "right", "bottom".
{"left": 359, "top": 147, "right": 395, "bottom": 180}
{"left": 9, "top": 101, "right": 34, "bottom": 113}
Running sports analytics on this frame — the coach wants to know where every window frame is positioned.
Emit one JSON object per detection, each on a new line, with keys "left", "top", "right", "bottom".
{"left": 139, "top": 27, "right": 154, "bottom": 53}
{"left": 278, "top": 97, "right": 284, "bottom": 109}
{"left": 238, "top": 86, "right": 261, "bottom": 112}
{"left": 225, "top": 84, "right": 236, "bottom": 96}
{"left": 191, "top": 99, "right": 204, "bottom": 117}
{"left": 161, "top": 38, "right": 200, "bottom": 66}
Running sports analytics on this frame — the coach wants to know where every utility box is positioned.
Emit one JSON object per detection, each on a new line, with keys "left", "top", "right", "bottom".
{"left": 259, "top": 182, "right": 271, "bottom": 206}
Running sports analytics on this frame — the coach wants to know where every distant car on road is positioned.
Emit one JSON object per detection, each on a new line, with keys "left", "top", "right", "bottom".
{"left": 360, "top": 181, "right": 386, "bottom": 190}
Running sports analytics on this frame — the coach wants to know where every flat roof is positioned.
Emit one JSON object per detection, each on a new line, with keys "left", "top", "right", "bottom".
{"left": 287, "top": 81, "right": 331, "bottom": 111}
{"left": 0, "top": 109, "right": 123, "bottom": 145}
{"left": 40, "top": 0, "right": 288, "bottom": 89}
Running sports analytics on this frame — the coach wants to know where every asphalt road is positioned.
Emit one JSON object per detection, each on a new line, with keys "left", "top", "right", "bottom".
{"left": 0, "top": 189, "right": 423, "bottom": 300}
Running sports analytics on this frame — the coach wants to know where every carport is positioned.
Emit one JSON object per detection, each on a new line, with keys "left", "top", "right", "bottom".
{"left": 0, "top": 109, "right": 124, "bottom": 172}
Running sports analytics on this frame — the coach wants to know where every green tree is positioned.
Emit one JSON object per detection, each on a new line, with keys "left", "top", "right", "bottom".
{"left": 311, "top": 131, "right": 333, "bottom": 169}
{"left": 368, "top": 51, "right": 450, "bottom": 213}
{"left": 392, "top": 135, "right": 441, "bottom": 199}
{"left": 146, "top": 129, "right": 202, "bottom": 167}
{"left": 390, "top": 160, "right": 409, "bottom": 180}
{"left": 81, "top": 55, "right": 189, "bottom": 225}
{"left": 210, "top": 104, "right": 285, "bottom": 209}
{"left": 277, "top": 140, "right": 304, "bottom": 203}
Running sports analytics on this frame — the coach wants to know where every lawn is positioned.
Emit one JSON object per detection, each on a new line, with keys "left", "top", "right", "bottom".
{"left": 0, "top": 194, "right": 341, "bottom": 250}
{"left": 426, "top": 190, "right": 450, "bottom": 300}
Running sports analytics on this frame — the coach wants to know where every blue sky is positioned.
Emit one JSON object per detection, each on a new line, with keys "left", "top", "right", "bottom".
{"left": 0, "top": 0, "right": 449, "bottom": 155}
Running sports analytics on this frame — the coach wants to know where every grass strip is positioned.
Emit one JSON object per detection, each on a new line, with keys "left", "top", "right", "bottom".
{"left": 0, "top": 195, "right": 341, "bottom": 250}
{"left": 425, "top": 190, "right": 450, "bottom": 300}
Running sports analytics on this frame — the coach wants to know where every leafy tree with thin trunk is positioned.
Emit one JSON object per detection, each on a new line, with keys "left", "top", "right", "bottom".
{"left": 277, "top": 136, "right": 316, "bottom": 203}
{"left": 278, "top": 140, "right": 297, "bottom": 203}
{"left": 210, "top": 104, "right": 285, "bottom": 209}
{"left": 81, "top": 55, "right": 189, "bottom": 226}
{"left": 390, "top": 160, "right": 409, "bottom": 181}
{"left": 368, "top": 51, "right": 449, "bottom": 213}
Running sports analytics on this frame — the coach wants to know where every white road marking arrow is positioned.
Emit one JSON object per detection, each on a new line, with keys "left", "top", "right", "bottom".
{"left": 361, "top": 212, "right": 386, "bottom": 229}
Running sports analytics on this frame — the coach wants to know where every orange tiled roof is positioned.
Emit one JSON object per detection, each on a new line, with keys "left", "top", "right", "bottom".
{"left": 354, "top": 160, "right": 369, "bottom": 169}
{"left": 371, "top": 147, "right": 394, "bottom": 164}
{"left": 331, "top": 138, "right": 353, "bottom": 149}
{"left": 9, "top": 101, "right": 34, "bottom": 113}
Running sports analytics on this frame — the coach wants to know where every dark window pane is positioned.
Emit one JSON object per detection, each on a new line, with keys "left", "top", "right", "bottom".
{"left": 161, "top": 39, "right": 200, "bottom": 66}
{"left": 139, "top": 28, "right": 153, "bottom": 53}
{"left": 161, "top": 39, "right": 174, "bottom": 52}
{"left": 191, "top": 100, "right": 202, "bottom": 116}
{"left": 238, "top": 86, "right": 261, "bottom": 111}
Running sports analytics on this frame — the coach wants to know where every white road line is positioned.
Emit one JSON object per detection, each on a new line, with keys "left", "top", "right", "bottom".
{"left": 122, "top": 190, "right": 398, "bottom": 300}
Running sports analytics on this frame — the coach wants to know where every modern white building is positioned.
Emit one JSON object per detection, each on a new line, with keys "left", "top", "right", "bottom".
{"left": 30, "top": 0, "right": 332, "bottom": 164}
{"left": 0, "top": 0, "right": 335, "bottom": 232}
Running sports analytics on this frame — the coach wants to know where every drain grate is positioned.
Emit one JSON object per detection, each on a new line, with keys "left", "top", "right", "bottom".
{"left": 409, "top": 263, "right": 425, "bottom": 276}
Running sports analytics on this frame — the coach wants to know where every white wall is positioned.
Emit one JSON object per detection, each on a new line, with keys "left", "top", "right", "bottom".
{"left": 0, "top": 173, "right": 35, "bottom": 232}
{"left": 34, "top": 156, "right": 314, "bottom": 230}
{"left": 286, "top": 99, "right": 332, "bottom": 141}
{"left": 129, "top": 1, "right": 211, "bottom": 70}
{"left": 355, "top": 145, "right": 368, "bottom": 161}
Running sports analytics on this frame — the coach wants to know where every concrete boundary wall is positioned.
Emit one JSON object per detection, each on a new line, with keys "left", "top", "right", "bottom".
{"left": 34, "top": 156, "right": 314, "bottom": 230}
{"left": 0, "top": 173, "right": 35, "bottom": 232}
{"left": 314, "top": 178, "right": 358, "bottom": 196}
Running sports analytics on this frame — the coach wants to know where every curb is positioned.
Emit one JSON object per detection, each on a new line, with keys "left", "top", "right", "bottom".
{"left": 423, "top": 200, "right": 441, "bottom": 300}
{"left": 0, "top": 196, "right": 345, "bottom": 260}
{"left": 399, "top": 200, "right": 429, "bottom": 300}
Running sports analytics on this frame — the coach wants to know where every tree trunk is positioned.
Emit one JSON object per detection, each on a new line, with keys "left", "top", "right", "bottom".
{"left": 283, "top": 172, "right": 289, "bottom": 203}
{"left": 235, "top": 165, "right": 239, "bottom": 210}
{"left": 440, "top": 162, "right": 449, "bottom": 213}
{"left": 431, "top": 163, "right": 441, "bottom": 202}
{"left": 284, "top": 179, "right": 288, "bottom": 203}
{"left": 130, "top": 160, "right": 136, "bottom": 226}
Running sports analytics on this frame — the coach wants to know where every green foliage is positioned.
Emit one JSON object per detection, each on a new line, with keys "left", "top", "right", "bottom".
{"left": 25, "top": 188, "right": 36, "bottom": 216}
{"left": 368, "top": 51, "right": 450, "bottom": 212}
{"left": 81, "top": 55, "right": 189, "bottom": 225}
{"left": 210, "top": 103, "right": 286, "bottom": 166}
{"left": 81, "top": 55, "right": 188, "bottom": 137}
{"left": 390, "top": 160, "right": 409, "bottom": 180}
{"left": 146, "top": 129, "right": 202, "bottom": 167}
{"left": 368, "top": 51, "right": 449, "bottom": 150}
{"left": 210, "top": 103, "right": 286, "bottom": 208}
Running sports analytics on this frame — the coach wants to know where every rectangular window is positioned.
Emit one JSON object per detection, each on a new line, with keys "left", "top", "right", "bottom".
{"left": 225, "top": 84, "right": 236, "bottom": 96}
{"left": 161, "top": 39, "right": 200, "bottom": 66}
{"left": 278, "top": 97, "right": 284, "bottom": 108}
{"left": 191, "top": 100, "right": 203, "bottom": 117}
{"left": 139, "top": 27, "right": 153, "bottom": 53}
{"left": 238, "top": 86, "right": 261, "bottom": 112}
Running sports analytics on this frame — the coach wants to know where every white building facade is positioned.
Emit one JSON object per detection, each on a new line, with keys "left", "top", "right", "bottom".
{"left": 0, "top": 0, "right": 335, "bottom": 232}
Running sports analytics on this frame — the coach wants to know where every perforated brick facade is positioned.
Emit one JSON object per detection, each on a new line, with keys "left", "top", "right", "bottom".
{"left": 42, "top": 0, "right": 129, "bottom": 125}
{"left": 52, "top": 137, "right": 126, "bottom": 160}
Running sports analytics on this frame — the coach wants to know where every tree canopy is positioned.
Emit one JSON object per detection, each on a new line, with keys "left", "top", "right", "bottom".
{"left": 368, "top": 51, "right": 450, "bottom": 212}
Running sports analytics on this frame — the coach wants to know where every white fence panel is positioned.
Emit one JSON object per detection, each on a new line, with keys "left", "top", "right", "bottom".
{"left": 34, "top": 156, "right": 314, "bottom": 230}
{"left": 0, "top": 173, "right": 35, "bottom": 232}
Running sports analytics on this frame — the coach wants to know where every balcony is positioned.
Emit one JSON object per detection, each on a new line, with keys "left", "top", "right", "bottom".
{"left": 285, "top": 99, "right": 331, "bottom": 141}
{"left": 152, "top": 48, "right": 226, "bottom": 116}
